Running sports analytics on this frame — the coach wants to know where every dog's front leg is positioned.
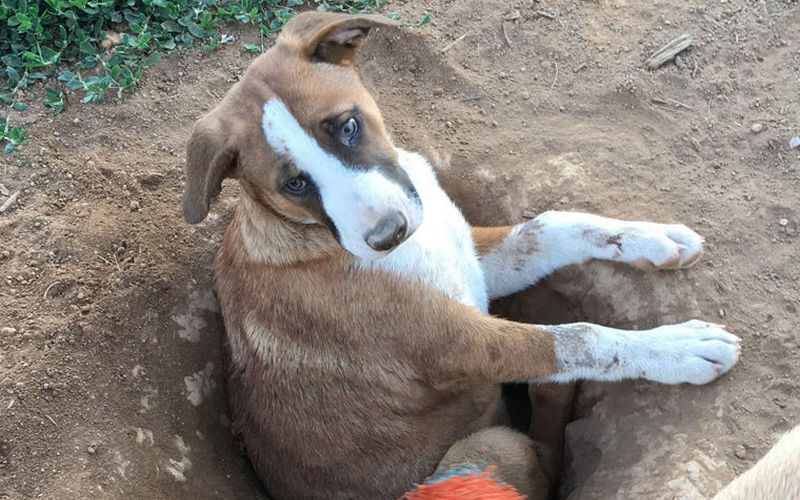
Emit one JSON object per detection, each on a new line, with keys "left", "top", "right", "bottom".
{"left": 473, "top": 211, "right": 704, "bottom": 300}
{"left": 538, "top": 320, "right": 739, "bottom": 384}
{"left": 437, "top": 313, "right": 739, "bottom": 386}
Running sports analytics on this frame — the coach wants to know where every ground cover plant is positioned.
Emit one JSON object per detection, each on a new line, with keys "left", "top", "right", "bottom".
{"left": 0, "top": 0, "right": 429, "bottom": 153}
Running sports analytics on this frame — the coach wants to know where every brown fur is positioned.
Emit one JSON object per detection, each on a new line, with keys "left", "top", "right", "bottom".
{"left": 713, "top": 424, "right": 800, "bottom": 500}
{"left": 185, "top": 12, "right": 566, "bottom": 500}
{"left": 214, "top": 214, "right": 559, "bottom": 498}
{"left": 472, "top": 225, "right": 514, "bottom": 256}
{"left": 436, "top": 426, "right": 551, "bottom": 499}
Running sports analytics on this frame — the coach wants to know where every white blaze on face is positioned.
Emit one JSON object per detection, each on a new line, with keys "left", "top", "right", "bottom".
{"left": 261, "top": 98, "right": 422, "bottom": 259}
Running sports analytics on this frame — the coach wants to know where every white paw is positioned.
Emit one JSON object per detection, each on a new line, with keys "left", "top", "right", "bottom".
{"left": 615, "top": 223, "right": 704, "bottom": 270}
{"left": 636, "top": 320, "right": 740, "bottom": 385}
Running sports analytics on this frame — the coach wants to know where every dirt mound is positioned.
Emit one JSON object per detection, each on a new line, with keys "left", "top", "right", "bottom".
{"left": 2, "top": 1, "right": 799, "bottom": 498}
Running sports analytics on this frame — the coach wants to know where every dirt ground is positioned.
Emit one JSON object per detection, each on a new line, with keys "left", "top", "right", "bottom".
{"left": 2, "top": 0, "right": 799, "bottom": 498}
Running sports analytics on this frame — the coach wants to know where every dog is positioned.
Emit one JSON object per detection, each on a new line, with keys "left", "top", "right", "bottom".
{"left": 713, "top": 424, "right": 800, "bottom": 500}
{"left": 181, "top": 12, "right": 740, "bottom": 499}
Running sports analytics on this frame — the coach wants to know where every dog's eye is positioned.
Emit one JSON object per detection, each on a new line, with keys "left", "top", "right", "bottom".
{"left": 283, "top": 176, "right": 309, "bottom": 195}
{"left": 340, "top": 117, "right": 359, "bottom": 145}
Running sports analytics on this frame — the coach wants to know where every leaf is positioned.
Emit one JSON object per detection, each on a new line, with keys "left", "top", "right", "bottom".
{"left": 243, "top": 42, "right": 260, "bottom": 53}
{"left": 161, "top": 20, "right": 181, "bottom": 32}
{"left": 5, "top": 66, "right": 20, "bottom": 85}
{"left": 187, "top": 23, "right": 204, "bottom": 38}
{"left": 12, "top": 102, "right": 27, "bottom": 111}
{"left": 140, "top": 52, "right": 162, "bottom": 66}
{"left": 1, "top": 54, "right": 22, "bottom": 68}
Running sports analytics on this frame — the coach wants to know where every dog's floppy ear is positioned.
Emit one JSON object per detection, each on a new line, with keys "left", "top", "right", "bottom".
{"left": 182, "top": 112, "right": 238, "bottom": 224}
{"left": 280, "top": 12, "right": 398, "bottom": 66}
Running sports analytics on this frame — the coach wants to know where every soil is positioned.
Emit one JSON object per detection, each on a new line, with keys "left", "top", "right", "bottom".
{"left": 1, "top": 0, "right": 799, "bottom": 498}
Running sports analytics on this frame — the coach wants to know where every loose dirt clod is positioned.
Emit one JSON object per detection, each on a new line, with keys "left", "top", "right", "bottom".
{"left": 0, "top": 327, "right": 16, "bottom": 337}
{"left": 0, "top": 191, "right": 20, "bottom": 214}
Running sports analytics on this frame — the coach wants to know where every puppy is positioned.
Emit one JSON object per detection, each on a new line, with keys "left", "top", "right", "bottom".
{"left": 182, "top": 12, "right": 740, "bottom": 499}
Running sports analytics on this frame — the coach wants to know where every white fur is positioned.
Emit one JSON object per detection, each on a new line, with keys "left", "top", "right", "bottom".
{"left": 357, "top": 149, "right": 489, "bottom": 311}
{"left": 481, "top": 211, "right": 704, "bottom": 299}
{"left": 261, "top": 99, "right": 423, "bottom": 259}
{"left": 545, "top": 320, "right": 740, "bottom": 384}
{"left": 260, "top": 98, "right": 737, "bottom": 386}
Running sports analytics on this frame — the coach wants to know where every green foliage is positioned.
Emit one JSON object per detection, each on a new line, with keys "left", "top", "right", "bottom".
{"left": 0, "top": 0, "right": 430, "bottom": 153}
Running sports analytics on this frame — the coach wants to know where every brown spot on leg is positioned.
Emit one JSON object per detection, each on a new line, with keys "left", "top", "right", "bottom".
{"left": 472, "top": 225, "right": 514, "bottom": 256}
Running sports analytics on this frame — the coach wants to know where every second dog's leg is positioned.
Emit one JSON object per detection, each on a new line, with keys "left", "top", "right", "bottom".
{"left": 434, "top": 426, "right": 552, "bottom": 499}
{"left": 473, "top": 211, "right": 705, "bottom": 300}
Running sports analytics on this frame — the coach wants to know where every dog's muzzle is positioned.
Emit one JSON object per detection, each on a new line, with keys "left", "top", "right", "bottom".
{"left": 364, "top": 211, "right": 409, "bottom": 251}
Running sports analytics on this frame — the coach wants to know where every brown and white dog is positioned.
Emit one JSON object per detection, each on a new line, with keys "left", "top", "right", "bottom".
{"left": 182, "top": 12, "right": 740, "bottom": 499}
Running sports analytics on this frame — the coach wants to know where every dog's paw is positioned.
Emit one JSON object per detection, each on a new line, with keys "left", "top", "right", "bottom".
{"left": 636, "top": 320, "right": 740, "bottom": 385}
{"left": 615, "top": 223, "right": 704, "bottom": 270}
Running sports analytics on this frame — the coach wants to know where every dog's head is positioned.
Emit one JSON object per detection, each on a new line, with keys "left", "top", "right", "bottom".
{"left": 182, "top": 12, "right": 422, "bottom": 259}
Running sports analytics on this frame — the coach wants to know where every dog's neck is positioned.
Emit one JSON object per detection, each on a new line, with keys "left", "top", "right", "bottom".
{"left": 236, "top": 192, "right": 344, "bottom": 265}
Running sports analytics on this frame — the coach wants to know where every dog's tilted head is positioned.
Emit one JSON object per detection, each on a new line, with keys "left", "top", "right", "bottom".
{"left": 182, "top": 12, "right": 423, "bottom": 259}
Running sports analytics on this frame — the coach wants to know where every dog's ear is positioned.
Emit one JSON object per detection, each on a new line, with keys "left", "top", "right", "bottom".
{"left": 182, "top": 112, "right": 238, "bottom": 224}
{"left": 280, "top": 12, "right": 398, "bottom": 66}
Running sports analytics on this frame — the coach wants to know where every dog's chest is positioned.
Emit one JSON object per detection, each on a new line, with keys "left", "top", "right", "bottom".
{"left": 357, "top": 150, "right": 489, "bottom": 313}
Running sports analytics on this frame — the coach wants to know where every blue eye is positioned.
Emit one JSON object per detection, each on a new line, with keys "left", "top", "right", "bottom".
{"left": 340, "top": 117, "right": 359, "bottom": 145}
{"left": 284, "top": 176, "right": 308, "bottom": 195}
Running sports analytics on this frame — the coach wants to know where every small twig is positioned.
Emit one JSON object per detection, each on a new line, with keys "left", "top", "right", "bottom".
{"left": 573, "top": 62, "right": 587, "bottom": 73}
{"left": 0, "top": 191, "right": 20, "bottom": 214}
{"left": 112, "top": 252, "right": 122, "bottom": 272}
{"left": 442, "top": 32, "right": 469, "bottom": 53}
{"left": 672, "top": 100, "right": 693, "bottom": 110}
{"left": 45, "top": 414, "right": 58, "bottom": 428}
{"left": 96, "top": 254, "right": 113, "bottom": 266}
{"left": 535, "top": 10, "right": 557, "bottom": 19}
{"left": 651, "top": 97, "right": 693, "bottom": 110}
{"left": 645, "top": 34, "right": 693, "bottom": 69}
{"left": 43, "top": 281, "right": 60, "bottom": 300}
{"left": 692, "top": 59, "right": 698, "bottom": 78}
{"left": 703, "top": 14, "right": 730, "bottom": 33}
{"left": 501, "top": 22, "right": 512, "bottom": 47}
{"left": 551, "top": 62, "right": 559, "bottom": 88}
{"left": 461, "top": 95, "right": 483, "bottom": 102}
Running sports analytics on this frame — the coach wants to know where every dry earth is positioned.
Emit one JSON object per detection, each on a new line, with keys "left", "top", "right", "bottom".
{"left": 1, "top": 0, "right": 799, "bottom": 498}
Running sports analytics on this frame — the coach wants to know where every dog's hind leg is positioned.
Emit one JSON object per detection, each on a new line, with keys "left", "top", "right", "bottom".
{"left": 472, "top": 211, "right": 704, "bottom": 300}
{"left": 433, "top": 426, "right": 553, "bottom": 499}
{"left": 528, "top": 381, "right": 576, "bottom": 492}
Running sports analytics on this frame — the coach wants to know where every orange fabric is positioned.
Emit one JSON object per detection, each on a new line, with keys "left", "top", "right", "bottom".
{"left": 400, "top": 466, "right": 525, "bottom": 500}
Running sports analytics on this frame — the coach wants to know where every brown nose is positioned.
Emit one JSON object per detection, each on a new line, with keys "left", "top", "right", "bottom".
{"left": 365, "top": 212, "right": 409, "bottom": 251}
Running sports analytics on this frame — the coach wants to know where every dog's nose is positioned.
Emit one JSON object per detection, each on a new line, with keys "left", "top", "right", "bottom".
{"left": 365, "top": 212, "right": 409, "bottom": 251}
